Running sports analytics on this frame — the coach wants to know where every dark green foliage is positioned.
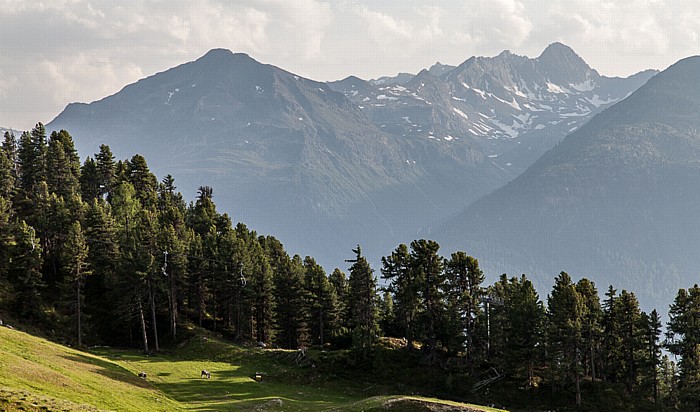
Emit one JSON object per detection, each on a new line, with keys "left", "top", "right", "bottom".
{"left": 126, "top": 155, "right": 158, "bottom": 210}
{"left": 273, "top": 254, "right": 309, "bottom": 349}
{"left": 381, "top": 244, "right": 419, "bottom": 350}
{"left": 409, "top": 239, "right": 445, "bottom": 362}
{"left": 347, "top": 246, "right": 379, "bottom": 355}
{"left": 82, "top": 198, "right": 120, "bottom": 342}
{"left": 59, "top": 221, "right": 91, "bottom": 346}
{"left": 546, "top": 272, "right": 585, "bottom": 407}
{"left": 46, "top": 131, "right": 80, "bottom": 198}
{"left": 576, "top": 278, "right": 603, "bottom": 383}
{"left": 17, "top": 124, "right": 47, "bottom": 194}
{"left": 304, "top": 256, "right": 338, "bottom": 346}
{"left": 444, "top": 251, "right": 484, "bottom": 359}
{"left": 328, "top": 267, "right": 351, "bottom": 346}
{"left": 95, "top": 144, "right": 116, "bottom": 199}
{"left": 7, "top": 221, "right": 45, "bottom": 321}
{"left": 0, "top": 132, "right": 17, "bottom": 199}
{"left": 80, "top": 157, "right": 101, "bottom": 200}
{"left": 667, "top": 285, "right": 700, "bottom": 409}
{"left": 490, "top": 274, "right": 544, "bottom": 388}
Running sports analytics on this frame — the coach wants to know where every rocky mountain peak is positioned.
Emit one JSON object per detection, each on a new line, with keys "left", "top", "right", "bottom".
{"left": 537, "top": 42, "right": 593, "bottom": 84}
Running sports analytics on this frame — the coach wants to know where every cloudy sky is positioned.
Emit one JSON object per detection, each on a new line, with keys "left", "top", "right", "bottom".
{"left": 1, "top": 0, "right": 698, "bottom": 131}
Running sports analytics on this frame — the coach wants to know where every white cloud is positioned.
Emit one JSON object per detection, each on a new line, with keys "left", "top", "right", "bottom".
{"left": 1, "top": 0, "right": 699, "bottom": 130}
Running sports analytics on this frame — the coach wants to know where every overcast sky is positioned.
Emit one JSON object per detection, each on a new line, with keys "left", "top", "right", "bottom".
{"left": 1, "top": 0, "right": 699, "bottom": 131}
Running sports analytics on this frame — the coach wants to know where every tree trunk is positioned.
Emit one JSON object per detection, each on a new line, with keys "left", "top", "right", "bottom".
{"left": 590, "top": 341, "right": 596, "bottom": 381}
{"left": 575, "top": 370, "right": 581, "bottom": 408}
{"left": 319, "top": 308, "right": 324, "bottom": 347}
{"left": 198, "top": 274, "right": 204, "bottom": 327}
{"left": 149, "top": 279, "right": 159, "bottom": 353}
{"left": 235, "top": 290, "right": 242, "bottom": 340}
{"left": 137, "top": 294, "right": 149, "bottom": 354}
{"left": 575, "top": 348, "right": 582, "bottom": 408}
{"left": 169, "top": 270, "right": 177, "bottom": 341}
{"left": 76, "top": 278, "right": 82, "bottom": 347}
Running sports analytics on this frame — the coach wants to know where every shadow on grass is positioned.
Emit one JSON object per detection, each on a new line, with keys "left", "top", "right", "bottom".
{"left": 153, "top": 368, "right": 349, "bottom": 411}
{"left": 153, "top": 369, "right": 259, "bottom": 403}
{"left": 59, "top": 353, "right": 151, "bottom": 389}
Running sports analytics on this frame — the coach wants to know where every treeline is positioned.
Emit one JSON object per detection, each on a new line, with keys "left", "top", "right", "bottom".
{"left": 1, "top": 124, "right": 699, "bottom": 410}
{"left": 0, "top": 124, "right": 387, "bottom": 355}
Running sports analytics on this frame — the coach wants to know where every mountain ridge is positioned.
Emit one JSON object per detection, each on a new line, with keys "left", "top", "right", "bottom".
{"left": 47, "top": 44, "right": 656, "bottom": 270}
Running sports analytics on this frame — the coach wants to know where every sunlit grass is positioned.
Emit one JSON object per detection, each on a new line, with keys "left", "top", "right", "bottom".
{"left": 0, "top": 326, "right": 181, "bottom": 411}
{"left": 0, "top": 325, "right": 505, "bottom": 411}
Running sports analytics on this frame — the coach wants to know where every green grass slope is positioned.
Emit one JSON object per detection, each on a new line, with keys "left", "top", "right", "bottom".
{"left": 0, "top": 326, "right": 505, "bottom": 411}
{"left": 0, "top": 326, "right": 180, "bottom": 411}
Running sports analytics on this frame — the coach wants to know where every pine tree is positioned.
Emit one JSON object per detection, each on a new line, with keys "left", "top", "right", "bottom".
{"left": 273, "top": 254, "right": 309, "bottom": 349}
{"left": 667, "top": 285, "right": 700, "bottom": 410}
{"left": 0, "top": 196, "right": 13, "bottom": 295}
{"left": 381, "top": 244, "right": 419, "bottom": 351}
{"left": 328, "top": 268, "right": 351, "bottom": 346}
{"left": 615, "top": 290, "right": 645, "bottom": 395}
{"left": 80, "top": 157, "right": 101, "bottom": 200}
{"left": 17, "top": 124, "right": 48, "bottom": 195}
{"left": 347, "top": 246, "right": 379, "bottom": 355}
{"left": 491, "top": 274, "right": 544, "bottom": 388}
{"left": 95, "top": 144, "right": 115, "bottom": 199}
{"left": 49, "top": 130, "right": 80, "bottom": 178}
{"left": 640, "top": 309, "right": 662, "bottom": 403}
{"left": 82, "top": 198, "right": 120, "bottom": 343}
{"left": 304, "top": 256, "right": 337, "bottom": 347}
{"left": 46, "top": 130, "right": 80, "bottom": 198}
{"left": 601, "top": 285, "right": 620, "bottom": 383}
{"left": 60, "top": 221, "right": 91, "bottom": 346}
{"left": 126, "top": 154, "right": 158, "bottom": 210}
{"left": 409, "top": 239, "right": 445, "bottom": 363}
{"left": 111, "top": 181, "right": 153, "bottom": 353}
{"left": 156, "top": 176, "right": 190, "bottom": 341}
{"left": 185, "top": 187, "right": 219, "bottom": 327}
{"left": 249, "top": 236, "right": 274, "bottom": 344}
{"left": 0, "top": 131, "right": 17, "bottom": 199}
{"left": 444, "top": 251, "right": 484, "bottom": 359}
{"left": 378, "top": 290, "right": 397, "bottom": 338}
{"left": 546, "top": 272, "right": 584, "bottom": 407}
{"left": 7, "top": 221, "right": 45, "bottom": 322}
{"left": 576, "top": 278, "right": 603, "bottom": 382}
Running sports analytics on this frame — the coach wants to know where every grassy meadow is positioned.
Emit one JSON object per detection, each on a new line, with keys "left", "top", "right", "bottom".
{"left": 0, "top": 325, "right": 505, "bottom": 411}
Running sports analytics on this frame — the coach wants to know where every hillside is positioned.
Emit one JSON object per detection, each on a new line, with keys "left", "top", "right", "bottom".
{"left": 0, "top": 325, "right": 504, "bottom": 412}
{"left": 0, "top": 325, "right": 180, "bottom": 411}
{"left": 438, "top": 55, "right": 700, "bottom": 310}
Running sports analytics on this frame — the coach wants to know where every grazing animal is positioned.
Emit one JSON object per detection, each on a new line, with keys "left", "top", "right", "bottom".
{"left": 201, "top": 370, "right": 211, "bottom": 379}
{"left": 138, "top": 371, "right": 147, "bottom": 379}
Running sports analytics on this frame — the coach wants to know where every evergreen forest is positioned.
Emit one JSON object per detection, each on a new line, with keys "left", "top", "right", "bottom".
{"left": 1, "top": 123, "right": 699, "bottom": 411}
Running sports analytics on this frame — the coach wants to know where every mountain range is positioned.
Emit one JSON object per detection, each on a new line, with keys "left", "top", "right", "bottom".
{"left": 438, "top": 55, "right": 700, "bottom": 310}
{"left": 329, "top": 43, "right": 655, "bottom": 178}
{"left": 45, "top": 44, "right": 665, "bottom": 299}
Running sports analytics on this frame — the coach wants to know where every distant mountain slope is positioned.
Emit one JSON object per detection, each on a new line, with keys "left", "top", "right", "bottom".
{"left": 0, "top": 127, "right": 19, "bottom": 136}
{"left": 438, "top": 55, "right": 700, "bottom": 310}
